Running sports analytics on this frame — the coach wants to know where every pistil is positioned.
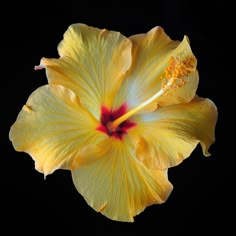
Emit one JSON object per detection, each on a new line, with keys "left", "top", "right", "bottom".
{"left": 109, "top": 55, "right": 195, "bottom": 130}
{"left": 109, "top": 78, "right": 174, "bottom": 130}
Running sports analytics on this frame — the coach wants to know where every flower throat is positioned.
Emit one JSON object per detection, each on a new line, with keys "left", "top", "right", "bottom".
{"left": 96, "top": 104, "right": 136, "bottom": 140}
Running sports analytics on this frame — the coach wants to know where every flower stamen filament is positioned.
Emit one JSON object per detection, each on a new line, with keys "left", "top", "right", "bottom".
{"left": 109, "top": 78, "right": 174, "bottom": 130}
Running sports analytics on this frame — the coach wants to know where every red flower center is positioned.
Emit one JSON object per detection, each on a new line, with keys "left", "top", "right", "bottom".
{"left": 96, "top": 104, "right": 136, "bottom": 140}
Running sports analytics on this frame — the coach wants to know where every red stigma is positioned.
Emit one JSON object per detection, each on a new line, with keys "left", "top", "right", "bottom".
{"left": 96, "top": 104, "right": 136, "bottom": 140}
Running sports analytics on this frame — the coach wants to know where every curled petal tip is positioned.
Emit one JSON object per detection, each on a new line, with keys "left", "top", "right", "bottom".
{"left": 34, "top": 65, "right": 45, "bottom": 70}
{"left": 34, "top": 58, "right": 46, "bottom": 70}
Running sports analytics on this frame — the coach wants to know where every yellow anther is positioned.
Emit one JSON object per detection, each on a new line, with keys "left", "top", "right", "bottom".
{"left": 162, "top": 55, "right": 195, "bottom": 89}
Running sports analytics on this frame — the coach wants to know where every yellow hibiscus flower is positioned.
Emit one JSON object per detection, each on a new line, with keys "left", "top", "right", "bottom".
{"left": 9, "top": 23, "right": 217, "bottom": 222}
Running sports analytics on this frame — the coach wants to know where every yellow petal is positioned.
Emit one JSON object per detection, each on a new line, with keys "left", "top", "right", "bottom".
{"left": 114, "top": 26, "right": 199, "bottom": 110}
{"left": 71, "top": 137, "right": 173, "bottom": 222}
{"left": 9, "top": 85, "right": 105, "bottom": 176}
{"left": 37, "top": 23, "right": 132, "bottom": 119}
{"left": 129, "top": 96, "right": 217, "bottom": 170}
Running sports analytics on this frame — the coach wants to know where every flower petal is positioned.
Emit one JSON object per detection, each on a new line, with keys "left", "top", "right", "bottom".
{"left": 9, "top": 85, "right": 105, "bottom": 176}
{"left": 114, "top": 26, "right": 199, "bottom": 110}
{"left": 37, "top": 23, "right": 132, "bottom": 119}
{"left": 129, "top": 96, "right": 218, "bottom": 170}
{"left": 71, "top": 137, "right": 173, "bottom": 222}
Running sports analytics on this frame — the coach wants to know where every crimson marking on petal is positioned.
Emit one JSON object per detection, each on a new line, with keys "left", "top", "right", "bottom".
{"left": 111, "top": 103, "right": 127, "bottom": 120}
{"left": 119, "top": 120, "right": 136, "bottom": 132}
{"left": 96, "top": 104, "right": 136, "bottom": 140}
{"left": 100, "top": 105, "right": 112, "bottom": 125}
{"left": 96, "top": 124, "right": 108, "bottom": 134}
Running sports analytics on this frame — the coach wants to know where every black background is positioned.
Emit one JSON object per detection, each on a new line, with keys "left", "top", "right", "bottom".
{"left": 2, "top": 1, "right": 234, "bottom": 234}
